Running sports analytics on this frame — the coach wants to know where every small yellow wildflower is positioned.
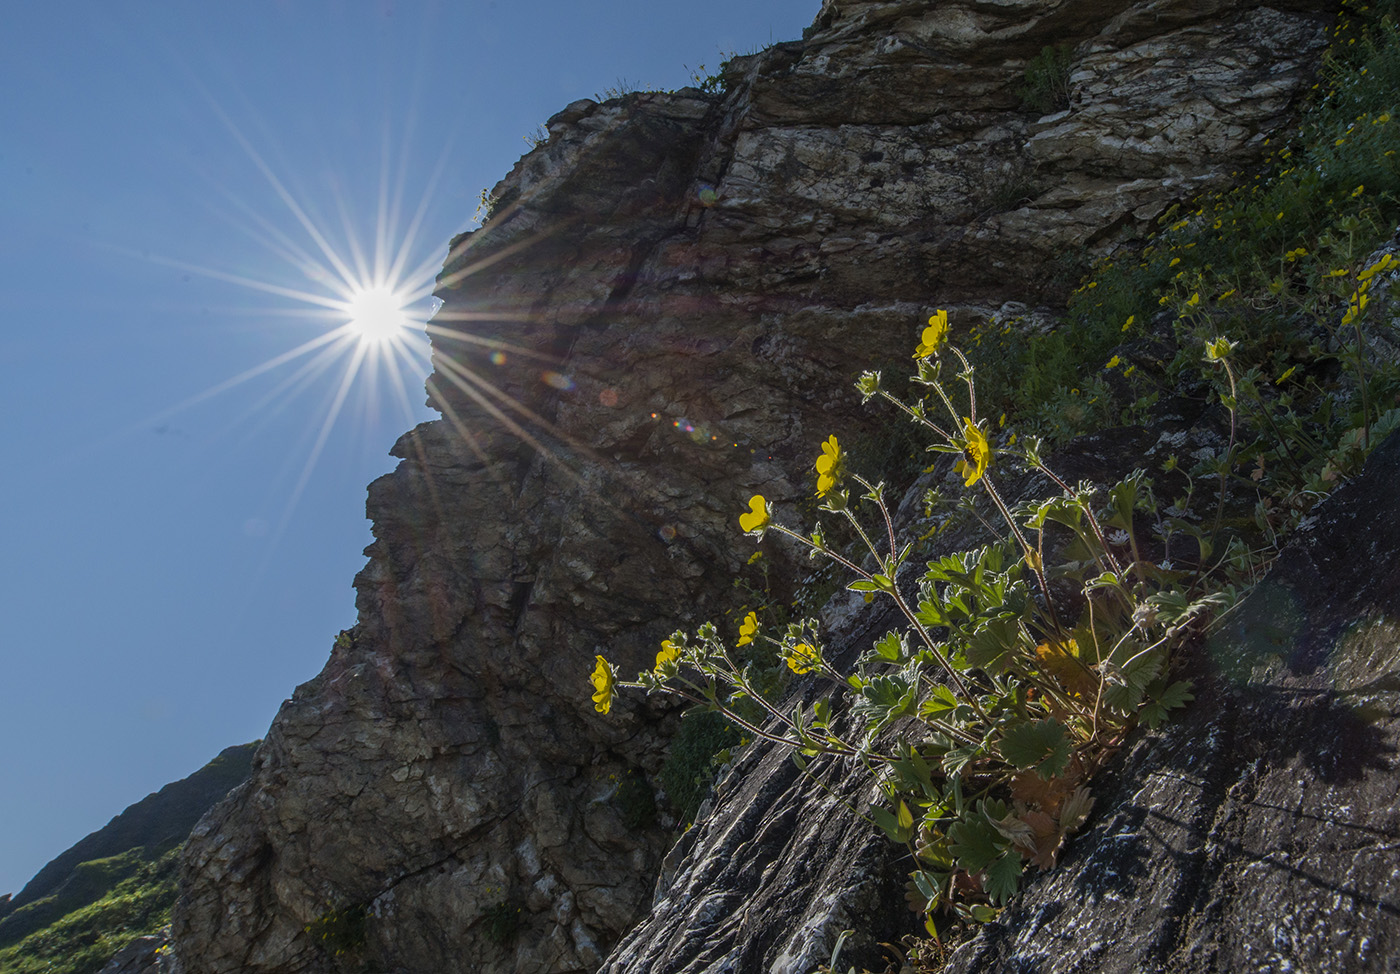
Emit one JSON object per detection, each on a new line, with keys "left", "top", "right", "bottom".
{"left": 1169, "top": 257, "right": 1181, "bottom": 267}
{"left": 1276, "top": 365, "right": 1298, "bottom": 385}
{"left": 747, "top": 550, "right": 763, "bottom": 565}
{"left": 1358, "top": 253, "right": 1399, "bottom": 282}
{"left": 1351, "top": 185, "right": 1366, "bottom": 198}
{"left": 1341, "top": 291, "right": 1370, "bottom": 326}
{"left": 815, "top": 434, "right": 844, "bottom": 497}
{"left": 954, "top": 418, "right": 992, "bottom": 487}
{"left": 1326, "top": 268, "right": 1350, "bottom": 278}
{"left": 914, "top": 310, "right": 950, "bottom": 358}
{"left": 785, "top": 642, "right": 821, "bottom": 675}
{"left": 655, "top": 639, "right": 681, "bottom": 672}
{"left": 1106, "top": 355, "right": 1121, "bottom": 369}
{"left": 1122, "top": 314, "right": 1135, "bottom": 332}
{"left": 1285, "top": 247, "right": 1308, "bottom": 262}
{"left": 590, "top": 656, "right": 616, "bottom": 714}
{"left": 1185, "top": 292, "right": 1200, "bottom": 307}
{"left": 1218, "top": 289, "right": 1236, "bottom": 300}
{"left": 739, "top": 494, "right": 770, "bottom": 533}
{"left": 737, "top": 611, "right": 759, "bottom": 646}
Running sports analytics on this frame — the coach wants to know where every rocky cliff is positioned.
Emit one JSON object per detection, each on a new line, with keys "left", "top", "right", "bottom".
{"left": 170, "top": 1, "right": 1357, "bottom": 972}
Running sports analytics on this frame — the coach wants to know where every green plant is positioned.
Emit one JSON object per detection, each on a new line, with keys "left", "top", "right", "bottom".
{"left": 614, "top": 769, "right": 658, "bottom": 830}
{"left": 305, "top": 903, "right": 369, "bottom": 970}
{"left": 1019, "top": 44, "right": 1074, "bottom": 114}
{"left": 0, "top": 848, "right": 181, "bottom": 974}
{"left": 593, "top": 313, "right": 1231, "bottom": 936}
{"left": 659, "top": 709, "right": 742, "bottom": 822}
{"left": 481, "top": 899, "right": 521, "bottom": 947}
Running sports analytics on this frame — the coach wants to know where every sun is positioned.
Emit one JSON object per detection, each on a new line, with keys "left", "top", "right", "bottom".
{"left": 343, "top": 285, "right": 410, "bottom": 345}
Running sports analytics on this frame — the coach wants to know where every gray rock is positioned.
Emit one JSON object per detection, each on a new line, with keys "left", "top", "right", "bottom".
{"left": 171, "top": 1, "right": 1337, "bottom": 971}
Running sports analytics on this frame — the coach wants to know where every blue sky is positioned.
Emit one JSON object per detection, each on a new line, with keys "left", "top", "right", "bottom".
{"left": 0, "top": 0, "right": 817, "bottom": 898}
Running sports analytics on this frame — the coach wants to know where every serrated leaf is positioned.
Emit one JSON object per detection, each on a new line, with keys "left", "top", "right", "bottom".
{"left": 983, "top": 849, "right": 1024, "bottom": 905}
{"left": 966, "top": 616, "right": 1024, "bottom": 675}
{"left": 915, "top": 598, "right": 948, "bottom": 627}
{"left": 942, "top": 745, "right": 979, "bottom": 777}
{"left": 874, "top": 631, "right": 904, "bottom": 661}
{"left": 919, "top": 684, "right": 960, "bottom": 719}
{"left": 999, "top": 718, "right": 1072, "bottom": 779}
{"left": 1159, "top": 679, "right": 1195, "bottom": 709}
{"left": 948, "top": 816, "right": 1003, "bottom": 872}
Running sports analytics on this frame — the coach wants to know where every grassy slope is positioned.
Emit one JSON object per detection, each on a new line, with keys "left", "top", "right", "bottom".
{"left": 0, "top": 743, "right": 257, "bottom": 974}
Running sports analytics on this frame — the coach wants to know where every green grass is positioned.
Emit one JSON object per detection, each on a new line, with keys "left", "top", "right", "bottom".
{"left": 0, "top": 848, "right": 179, "bottom": 974}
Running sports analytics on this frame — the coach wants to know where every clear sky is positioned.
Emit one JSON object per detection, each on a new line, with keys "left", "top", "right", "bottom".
{"left": 0, "top": 0, "right": 817, "bottom": 898}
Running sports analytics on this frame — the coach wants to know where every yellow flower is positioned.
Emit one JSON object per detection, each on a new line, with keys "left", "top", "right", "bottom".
{"left": 1352, "top": 185, "right": 1366, "bottom": 198}
{"left": 1341, "top": 291, "right": 1370, "bottom": 326}
{"left": 913, "top": 310, "right": 949, "bottom": 358}
{"left": 737, "top": 611, "right": 759, "bottom": 646}
{"left": 1218, "top": 289, "right": 1236, "bottom": 300}
{"left": 815, "top": 435, "right": 844, "bottom": 497}
{"left": 1169, "top": 257, "right": 1181, "bottom": 267}
{"left": 1106, "top": 355, "right": 1121, "bottom": 369}
{"left": 954, "top": 418, "right": 992, "bottom": 487}
{"left": 739, "top": 494, "right": 770, "bottom": 533}
{"left": 785, "top": 642, "right": 821, "bottom": 674}
{"left": 590, "top": 656, "right": 615, "bottom": 714}
{"left": 1284, "top": 247, "right": 1308, "bottom": 262}
{"left": 1326, "top": 268, "right": 1350, "bottom": 278}
{"left": 1185, "top": 292, "right": 1200, "bottom": 307}
{"left": 1276, "top": 365, "right": 1298, "bottom": 385}
{"left": 1358, "top": 253, "right": 1398, "bottom": 282}
{"left": 1122, "top": 314, "right": 1135, "bottom": 332}
{"left": 655, "top": 640, "right": 681, "bottom": 672}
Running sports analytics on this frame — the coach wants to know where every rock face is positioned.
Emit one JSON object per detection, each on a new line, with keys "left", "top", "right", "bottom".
{"left": 172, "top": 1, "right": 1337, "bottom": 972}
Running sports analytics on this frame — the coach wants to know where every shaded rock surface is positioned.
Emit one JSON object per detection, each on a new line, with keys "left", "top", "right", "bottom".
{"left": 171, "top": 1, "right": 1338, "bottom": 973}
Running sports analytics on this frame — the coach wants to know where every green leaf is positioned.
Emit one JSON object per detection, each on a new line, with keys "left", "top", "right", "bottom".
{"left": 965, "top": 617, "right": 1024, "bottom": 675}
{"left": 849, "top": 579, "right": 882, "bottom": 592}
{"left": 941, "top": 745, "right": 979, "bottom": 777}
{"left": 915, "top": 598, "right": 948, "bottom": 627}
{"left": 919, "top": 684, "right": 960, "bottom": 719}
{"left": 851, "top": 675, "right": 917, "bottom": 731}
{"left": 982, "top": 849, "right": 1024, "bottom": 905}
{"left": 999, "top": 717, "right": 1072, "bottom": 779}
{"left": 874, "top": 631, "right": 905, "bottom": 661}
{"left": 948, "top": 816, "right": 1003, "bottom": 872}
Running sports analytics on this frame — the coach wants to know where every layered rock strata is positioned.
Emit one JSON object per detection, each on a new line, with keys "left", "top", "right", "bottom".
{"left": 173, "top": 1, "right": 1334, "bottom": 971}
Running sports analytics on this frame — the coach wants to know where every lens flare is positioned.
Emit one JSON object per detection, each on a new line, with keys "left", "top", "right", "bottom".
{"left": 343, "top": 285, "right": 410, "bottom": 345}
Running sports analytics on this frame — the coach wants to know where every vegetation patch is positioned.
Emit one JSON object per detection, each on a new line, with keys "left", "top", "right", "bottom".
{"left": 0, "top": 847, "right": 179, "bottom": 974}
